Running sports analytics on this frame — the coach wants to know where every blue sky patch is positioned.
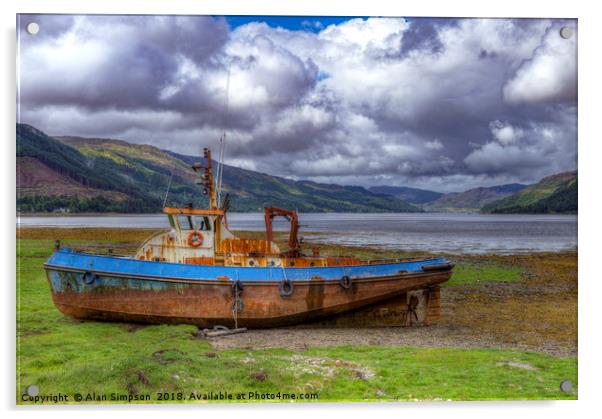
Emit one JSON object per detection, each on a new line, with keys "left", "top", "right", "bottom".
{"left": 223, "top": 16, "right": 366, "bottom": 32}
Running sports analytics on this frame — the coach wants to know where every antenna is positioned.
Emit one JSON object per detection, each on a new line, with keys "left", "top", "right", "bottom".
{"left": 162, "top": 165, "right": 174, "bottom": 209}
{"left": 216, "top": 63, "right": 231, "bottom": 206}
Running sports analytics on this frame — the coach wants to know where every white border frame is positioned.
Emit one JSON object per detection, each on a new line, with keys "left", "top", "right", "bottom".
{"left": 4, "top": 1, "right": 600, "bottom": 418}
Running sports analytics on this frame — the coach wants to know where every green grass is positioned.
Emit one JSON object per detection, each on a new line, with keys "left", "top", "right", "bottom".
{"left": 444, "top": 260, "right": 523, "bottom": 287}
{"left": 17, "top": 239, "right": 576, "bottom": 403}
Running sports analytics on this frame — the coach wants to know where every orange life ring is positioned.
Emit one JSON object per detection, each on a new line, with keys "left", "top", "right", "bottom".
{"left": 187, "top": 230, "right": 204, "bottom": 247}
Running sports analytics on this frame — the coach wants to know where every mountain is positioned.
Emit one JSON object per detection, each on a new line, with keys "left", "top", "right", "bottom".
{"left": 165, "top": 149, "right": 420, "bottom": 213}
{"left": 16, "top": 124, "right": 421, "bottom": 213}
{"left": 422, "top": 183, "right": 528, "bottom": 213}
{"left": 482, "top": 171, "right": 577, "bottom": 214}
{"left": 17, "top": 124, "right": 157, "bottom": 212}
{"left": 368, "top": 185, "right": 443, "bottom": 205}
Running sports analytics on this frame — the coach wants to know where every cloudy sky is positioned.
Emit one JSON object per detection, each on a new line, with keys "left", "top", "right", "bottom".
{"left": 17, "top": 15, "right": 577, "bottom": 192}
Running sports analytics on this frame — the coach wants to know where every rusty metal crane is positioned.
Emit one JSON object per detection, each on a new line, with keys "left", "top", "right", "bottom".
{"left": 264, "top": 207, "right": 301, "bottom": 258}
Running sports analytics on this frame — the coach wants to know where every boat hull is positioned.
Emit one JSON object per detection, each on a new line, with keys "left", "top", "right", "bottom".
{"left": 44, "top": 250, "right": 453, "bottom": 328}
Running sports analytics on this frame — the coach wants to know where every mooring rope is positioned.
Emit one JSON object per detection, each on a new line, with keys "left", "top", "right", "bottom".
{"left": 231, "top": 271, "right": 242, "bottom": 329}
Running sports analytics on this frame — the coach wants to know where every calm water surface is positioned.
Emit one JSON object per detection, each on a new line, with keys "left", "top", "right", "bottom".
{"left": 18, "top": 213, "right": 577, "bottom": 254}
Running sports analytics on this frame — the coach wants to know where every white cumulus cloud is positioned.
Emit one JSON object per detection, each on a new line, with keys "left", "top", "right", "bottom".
{"left": 503, "top": 22, "right": 577, "bottom": 104}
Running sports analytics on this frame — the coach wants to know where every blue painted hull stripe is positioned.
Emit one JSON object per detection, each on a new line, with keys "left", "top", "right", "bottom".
{"left": 46, "top": 248, "right": 449, "bottom": 282}
{"left": 44, "top": 264, "right": 447, "bottom": 285}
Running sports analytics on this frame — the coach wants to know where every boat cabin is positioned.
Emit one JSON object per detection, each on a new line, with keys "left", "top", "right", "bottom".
{"left": 134, "top": 148, "right": 361, "bottom": 268}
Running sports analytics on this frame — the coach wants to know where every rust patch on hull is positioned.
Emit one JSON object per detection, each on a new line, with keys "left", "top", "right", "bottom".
{"left": 305, "top": 282, "right": 325, "bottom": 311}
{"left": 48, "top": 271, "right": 451, "bottom": 328}
{"left": 184, "top": 257, "right": 215, "bottom": 265}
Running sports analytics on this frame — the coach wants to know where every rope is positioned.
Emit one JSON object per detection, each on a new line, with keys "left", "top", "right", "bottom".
{"left": 232, "top": 293, "right": 239, "bottom": 330}
{"left": 162, "top": 167, "right": 174, "bottom": 208}
{"left": 281, "top": 263, "right": 288, "bottom": 281}
{"left": 216, "top": 63, "right": 231, "bottom": 205}
{"left": 231, "top": 271, "right": 242, "bottom": 329}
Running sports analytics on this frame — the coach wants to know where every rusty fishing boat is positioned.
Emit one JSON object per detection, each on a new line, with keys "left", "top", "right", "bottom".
{"left": 44, "top": 147, "right": 454, "bottom": 328}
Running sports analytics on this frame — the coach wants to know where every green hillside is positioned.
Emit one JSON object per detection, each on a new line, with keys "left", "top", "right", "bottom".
{"left": 16, "top": 124, "right": 420, "bottom": 213}
{"left": 422, "top": 184, "right": 528, "bottom": 213}
{"left": 482, "top": 171, "right": 577, "bottom": 214}
{"left": 17, "top": 125, "right": 162, "bottom": 212}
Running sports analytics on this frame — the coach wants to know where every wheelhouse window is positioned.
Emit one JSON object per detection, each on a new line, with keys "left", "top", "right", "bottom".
{"left": 193, "top": 216, "right": 211, "bottom": 231}
{"left": 176, "top": 214, "right": 211, "bottom": 231}
{"left": 177, "top": 215, "right": 194, "bottom": 231}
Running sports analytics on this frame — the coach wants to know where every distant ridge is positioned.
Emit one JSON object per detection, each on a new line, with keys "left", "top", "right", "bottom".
{"left": 482, "top": 171, "right": 577, "bottom": 214}
{"left": 422, "top": 183, "right": 529, "bottom": 213}
{"left": 16, "top": 123, "right": 421, "bottom": 213}
{"left": 368, "top": 185, "right": 443, "bottom": 205}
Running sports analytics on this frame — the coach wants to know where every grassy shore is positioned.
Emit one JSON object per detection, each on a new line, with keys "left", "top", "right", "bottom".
{"left": 16, "top": 228, "right": 577, "bottom": 403}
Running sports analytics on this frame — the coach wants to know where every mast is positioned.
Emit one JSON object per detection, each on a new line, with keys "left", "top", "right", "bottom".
{"left": 205, "top": 148, "right": 217, "bottom": 209}
{"left": 191, "top": 148, "right": 222, "bottom": 262}
{"left": 192, "top": 148, "right": 216, "bottom": 209}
